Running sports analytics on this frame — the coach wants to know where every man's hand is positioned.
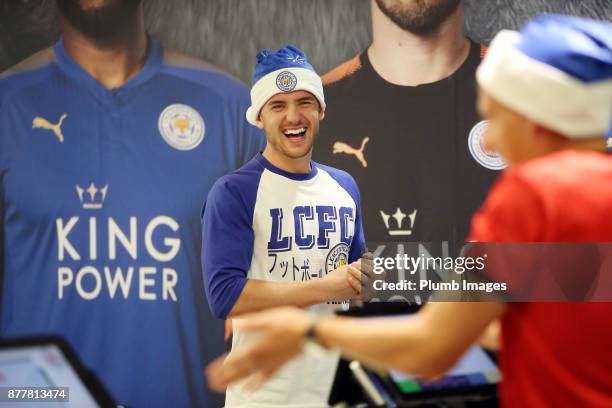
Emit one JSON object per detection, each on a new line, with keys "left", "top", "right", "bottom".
{"left": 206, "top": 307, "right": 312, "bottom": 392}
{"left": 320, "top": 261, "right": 360, "bottom": 300}
{"left": 320, "top": 257, "right": 367, "bottom": 300}
{"left": 320, "top": 252, "right": 377, "bottom": 302}
{"left": 347, "top": 252, "right": 378, "bottom": 300}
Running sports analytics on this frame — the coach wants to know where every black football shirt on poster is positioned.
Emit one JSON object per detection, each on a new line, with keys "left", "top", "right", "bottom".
{"left": 314, "top": 41, "right": 503, "bottom": 256}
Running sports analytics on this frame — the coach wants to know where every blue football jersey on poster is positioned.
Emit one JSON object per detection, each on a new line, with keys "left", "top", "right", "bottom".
{"left": 0, "top": 38, "right": 265, "bottom": 407}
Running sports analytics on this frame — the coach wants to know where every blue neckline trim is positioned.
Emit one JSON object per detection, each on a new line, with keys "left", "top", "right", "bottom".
{"left": 255, "top": 153, "right": 318, "bottom": 181}
{"left": 53, "top": 36, "right": 163, "bottom": 105}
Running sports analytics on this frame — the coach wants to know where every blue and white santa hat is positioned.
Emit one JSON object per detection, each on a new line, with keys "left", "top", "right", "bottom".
{"left": 246, "top": 45, "right": 325, "bottom": 126}
{"left": 477, "top": 14, "right": 612, "bottom": 148}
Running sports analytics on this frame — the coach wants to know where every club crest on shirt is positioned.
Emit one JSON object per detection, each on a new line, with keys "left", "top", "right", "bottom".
{"left": 325, "top": 243, "right": 349, "bottom": 274}
{"left": 276, "top": 71, "right": 297, "bottom": 92}
{"left": 468, "top": 120, "right": 506, "bottom": 170}
{"left": 158, "top": 104, "right": 205, "bottom": 151}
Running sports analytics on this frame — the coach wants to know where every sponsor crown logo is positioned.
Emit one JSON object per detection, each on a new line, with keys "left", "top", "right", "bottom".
{"left": 380, "top": 208, "right": 417, "bottom": 236}
{"left": 75, "top": 183, "right": 108, "bottom": 209}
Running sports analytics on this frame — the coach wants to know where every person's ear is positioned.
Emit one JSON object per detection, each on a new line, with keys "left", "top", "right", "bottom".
{"left": 532, "top": 122, "right": 559, "bottom": 145}
{"left": 533, "top": 122, "right": 575, "bottom": 151}
{"left": 523, "top": 120, "right": 537, "bottom": 139}
{"left": 531, "top": 122, "right": 571, "bottom": 157}
{"left": 255, "top": 114, "right": 264, "bottom": 129}
{"left": 319, "top": 109, "right": 325, "bottom": 121}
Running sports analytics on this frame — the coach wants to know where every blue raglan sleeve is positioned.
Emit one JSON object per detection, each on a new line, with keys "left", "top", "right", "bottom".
{"left": 320, "top": 165, "right": 366, "bottom": 262}
{"left": 201, "top": 177, "right": 255, "bottom": 319}
{"left": 348, "top": 183, "right": 366, "bottom": 263}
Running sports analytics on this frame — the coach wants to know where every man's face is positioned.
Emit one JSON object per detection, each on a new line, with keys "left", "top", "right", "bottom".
{"left": 56, "top": 0, "right": 141, "bottom": 40}
{"left": 477, "top": 90, "right": 537, "bottom": 166}
{"left": 257, "top": 90, "right": 324, "bottom": 161}
{"left": 374, "top": 0, "right": 461, "bottom": 35}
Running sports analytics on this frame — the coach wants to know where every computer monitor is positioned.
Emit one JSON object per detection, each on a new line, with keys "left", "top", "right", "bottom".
{"left": 384, "top": 344, "right": 500, "bottom": 405}
{"left": 0, "top": 337, "right": 116, "bottom": 407}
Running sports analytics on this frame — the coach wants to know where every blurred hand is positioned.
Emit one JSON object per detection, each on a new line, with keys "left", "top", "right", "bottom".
{"left": 479, "top": 319, "right": 501, "bottom": 351}
{"left": 206, "top": 307, "right": 312, "bottom": 392}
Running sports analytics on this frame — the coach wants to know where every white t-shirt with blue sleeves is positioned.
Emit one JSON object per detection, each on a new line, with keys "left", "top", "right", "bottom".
{"left": 202, "top": 153, "right": 365, "bottom": 407}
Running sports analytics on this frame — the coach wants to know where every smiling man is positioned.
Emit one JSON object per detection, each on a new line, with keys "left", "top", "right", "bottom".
{"left": 201, "top": 45, "right": 371, "bottom": 407}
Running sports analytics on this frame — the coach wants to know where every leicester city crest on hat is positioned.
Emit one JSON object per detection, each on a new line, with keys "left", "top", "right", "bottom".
{"left": 276, "top": 71, "right": 297, "bottom": 92}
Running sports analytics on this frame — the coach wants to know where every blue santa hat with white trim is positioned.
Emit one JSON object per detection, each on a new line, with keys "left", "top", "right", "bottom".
{"left": 246, "top": 45, "right": 325, "bottom": 126}
{"left": 476, "top": 14, "right": 612, "bottom": 150}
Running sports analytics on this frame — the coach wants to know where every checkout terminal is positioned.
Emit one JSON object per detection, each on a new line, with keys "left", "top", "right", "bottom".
{"left": 328, "top": 304, "right": 501, "bottom": 408}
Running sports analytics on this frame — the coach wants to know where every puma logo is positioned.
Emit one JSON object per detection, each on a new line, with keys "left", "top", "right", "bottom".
{"left": 32, "top": 113, "right": 67, "bottom": 143}
{"left": 332, "top": 137, "right": 370, "bottom": 168}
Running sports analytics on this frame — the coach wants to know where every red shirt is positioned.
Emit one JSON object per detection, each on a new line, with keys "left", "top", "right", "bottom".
{"left": 468, "top": 150, "right": 612, "bottom": 407}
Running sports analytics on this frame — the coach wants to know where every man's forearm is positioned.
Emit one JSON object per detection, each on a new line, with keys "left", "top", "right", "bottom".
{"left": 314, "top": 302, "right": 506, "bottom": 378}
{"left": 314, "top": 314, "right": 441, "bottom": 377}
{"left": 228, "top": 279, "right": 332, "bottom": 317}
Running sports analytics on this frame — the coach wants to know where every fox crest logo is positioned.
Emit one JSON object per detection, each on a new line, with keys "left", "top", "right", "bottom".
{"left": 325, "top": 243, "right": 349, "bottom": 274}
{"left": 276, "top": 71, "right": 297, "bottom": 92}
{"left": 158, "top": 104, "right": 205, "bottom": 151}
{"left": 32, "top": 113, "right": 68, "bottom": 143}
{"left": 333, "top": 137, "right": 369, "bottom": 168}
{"left": 468, "top": 121, "right": 505, "bottom": 170}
